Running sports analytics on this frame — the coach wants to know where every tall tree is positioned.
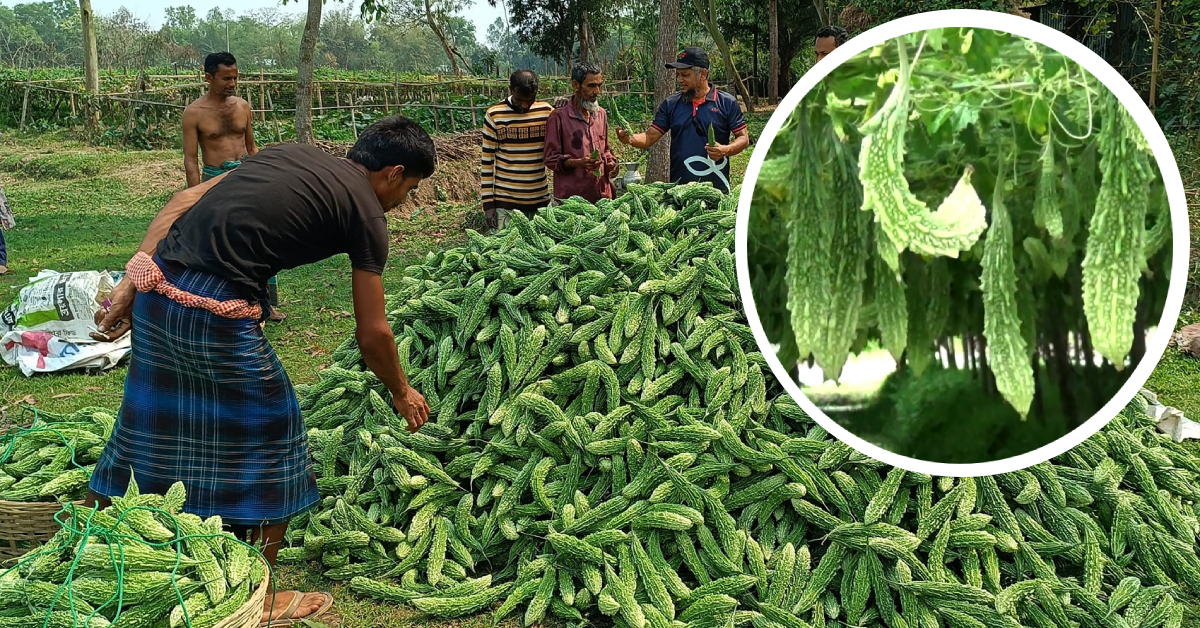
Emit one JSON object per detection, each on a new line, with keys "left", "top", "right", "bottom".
{"left": 690, "top": 0, "right": 755, "bottom": 112}
{"left": 78, "top": 0, "right": 99, "bottom": 128}
{"left": 812, "top": 0, "right": 829, "bottom": 25}
{"left": 484, "top": 16, "right": 542, "bottom": 74}
{"left": 284, "top": 0, "right": 386, "bottom": 145}
{"left": 425, "top": 0, "right": 472, "bottom": 75}
{"left": 0, "top": 7, "right": 44, "bottom": 66}
{"left": 647, "top": 0, "right": 679, "bottom": 183}
{"left": 387, "top": 0, "right": 474, "bottom": 76}
{"left": 495, "top": 0, "right": 615, "bottom": 68}
{"left": 321, "top": 6, "right": 370, "bottom": 69}
{"left": 290, "top": 0, "right": 323, "bottom": 145}
{"left": 768, "top": 0, "right": 778, "bottom": 103}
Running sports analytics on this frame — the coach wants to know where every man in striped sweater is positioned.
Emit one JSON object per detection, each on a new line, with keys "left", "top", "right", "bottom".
{"left": 481, "top": 70, "right": 554, "bottom": 232}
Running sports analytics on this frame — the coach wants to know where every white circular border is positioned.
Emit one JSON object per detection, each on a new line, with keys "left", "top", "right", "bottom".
{"left": 735, "top": 9, "right": 1190, "bottom": 477}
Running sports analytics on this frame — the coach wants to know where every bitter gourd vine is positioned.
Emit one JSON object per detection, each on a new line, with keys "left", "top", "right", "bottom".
{"left": 749, "top": 27, "right": 1170, "bottom": 424}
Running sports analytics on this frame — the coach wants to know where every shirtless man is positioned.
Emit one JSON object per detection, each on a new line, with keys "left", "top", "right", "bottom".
{"left": 183, "top": 52, "right": 257, "bottom": 188}
{"left": 183, "top": 52, "right": 287, "bottom": 322}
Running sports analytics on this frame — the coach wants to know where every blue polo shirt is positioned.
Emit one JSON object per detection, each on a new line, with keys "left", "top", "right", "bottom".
{"left": 651, "top": 87, "right": 747, "bottom": 193}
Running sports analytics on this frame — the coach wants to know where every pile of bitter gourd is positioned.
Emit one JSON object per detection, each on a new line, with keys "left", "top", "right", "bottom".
{"left": 276, "top": 181, "right": 1195, "bottom": 628}
{"left": 0, "top": 477, "right": 269, "bottom": 628}
{"left": 0, "top": 407, "right": 116, "bottom": 502}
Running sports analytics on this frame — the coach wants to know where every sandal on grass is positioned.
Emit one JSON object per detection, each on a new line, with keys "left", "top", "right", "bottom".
{"left": 260, "top": 590, "right": 333, "bottom": 627}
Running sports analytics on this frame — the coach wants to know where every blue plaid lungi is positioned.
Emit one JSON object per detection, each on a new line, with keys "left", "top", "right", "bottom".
{"left": 89, "top": 254, "right": 319, "bottom": 526}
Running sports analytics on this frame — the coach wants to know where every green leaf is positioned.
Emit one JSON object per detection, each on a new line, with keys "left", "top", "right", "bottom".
{"left": 926, "top": 28, "right": 946, "bottom": 52}
{"left": 948, "top": 102, "right": 980, "bottom": 136}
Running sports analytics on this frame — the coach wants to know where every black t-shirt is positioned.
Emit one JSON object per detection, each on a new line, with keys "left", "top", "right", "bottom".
{"left": 158, "top": 143, "right": 388, "bottom": 303}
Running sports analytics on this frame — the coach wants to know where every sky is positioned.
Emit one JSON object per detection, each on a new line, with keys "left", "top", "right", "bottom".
{"left": 9, "top": 0, "right": 508, "bottom": 46}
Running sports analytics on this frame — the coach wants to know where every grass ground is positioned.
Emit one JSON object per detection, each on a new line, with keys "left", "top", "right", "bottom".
{"left": 0, "top": 113, "right": 773, "bottom": 626}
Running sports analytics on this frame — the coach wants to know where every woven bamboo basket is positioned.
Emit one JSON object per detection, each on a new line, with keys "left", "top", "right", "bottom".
{"left": 214, "top": 556, "right": 272, "bottom": 628}
{"left": 0, "top": 498, "right": 86, "bottom": 563}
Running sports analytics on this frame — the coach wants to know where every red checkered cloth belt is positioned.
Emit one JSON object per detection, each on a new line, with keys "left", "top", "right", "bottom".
{"left": 126, "top": 251, "right": 262, "bottom": 320}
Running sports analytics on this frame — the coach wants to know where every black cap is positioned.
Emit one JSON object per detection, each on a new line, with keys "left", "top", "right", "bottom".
{"left": 665, "top": 47, "right": 710, "bottom": 70}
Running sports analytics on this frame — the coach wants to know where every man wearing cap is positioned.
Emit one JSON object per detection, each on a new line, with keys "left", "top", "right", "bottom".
{"left": 616, "top": 47, "right": 749, "bottom": 194}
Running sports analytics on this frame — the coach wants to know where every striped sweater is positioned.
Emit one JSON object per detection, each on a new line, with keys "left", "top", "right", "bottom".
{"left": 480, "top": 99, "right": 553, "bottom": 211}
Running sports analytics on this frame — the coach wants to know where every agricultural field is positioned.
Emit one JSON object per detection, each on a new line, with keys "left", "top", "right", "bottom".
{"left": 0, "top": 68, "right": 660, "bottom": 150}
{"left": 1, "top": 71, "right": 1199, "bottom": 628}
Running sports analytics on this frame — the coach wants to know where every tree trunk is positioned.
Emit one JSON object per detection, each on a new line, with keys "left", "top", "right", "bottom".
{"left": 78, "top": 0, "right": 100, "bottom": 129}
{"left": 647, "top": 0, "right": 680, "bottom": 184}
{"left": 964, "top": 334, "right": 975, "bottom": 375}
{"left": 752, "top": 3, "right": 758, "bottom": 97}
{"left": 618, "top": 3, "right": 627, "bottom": 78}
{"left": 426, "top": 0, "right": 462, "bottom": 77}
{"left": 978, "top": 335, "right": 992, "bottom": 395}
{"left": 577, "top": 10, "right": 590, "bottom": 64}
{"left": 589, "top": 24, "right": 601, "bottom": 66}
{"left": 769, "top": 0, "right": 779, "bottom": 104}
{"left": 812, "top": 0, "right": 830, "bottom": 26}
{"left": 693, "top": 0, "right": 755, "bottom": 112}
{"left": 294, "top": 0, "right": 322, "bottom": 145}
{"left": 1052, "top": 317, "right": 1078, "bottom": 426}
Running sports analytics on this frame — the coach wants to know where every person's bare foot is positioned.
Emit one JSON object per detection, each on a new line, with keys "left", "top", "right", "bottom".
{"left": 0, "top": 265, "right": 8, "bottom": 275}
{"left": 260, "top": 590, "right": 330, "bottom": 625}
{"left": 268, "top": 308, "right": 287, "bottom": 323}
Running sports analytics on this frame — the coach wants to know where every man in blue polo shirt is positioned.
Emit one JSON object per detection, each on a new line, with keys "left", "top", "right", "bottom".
{"left": 617, "top": 47, "right": 750, "bottom": 194}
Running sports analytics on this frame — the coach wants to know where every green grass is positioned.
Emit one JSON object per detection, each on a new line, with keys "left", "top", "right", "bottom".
{"left": 1145, "top": 307, "right": 1200, "bottom": 417}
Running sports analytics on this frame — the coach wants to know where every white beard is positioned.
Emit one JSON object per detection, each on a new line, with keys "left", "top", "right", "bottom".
{"left": 580, "top": 98, "right": 599, "bottom": 113}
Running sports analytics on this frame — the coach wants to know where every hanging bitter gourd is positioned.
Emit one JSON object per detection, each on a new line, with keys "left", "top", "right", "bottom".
{"left": 857, "top": 41, "right": 987, "bottom": 269}
{"left": 904, "top": 257, "right": 934, "bottom": 377}
{"left": 873, "top": 247, "right": 908, "bottom": 363}
{"left": 807, "top": 119, "right": 871, "bottom": 381}
{"left": 1034, "top": 135, "right": 1064, "bottom": 241}
{"left": 783, "top": 101, "right": 831, "bottom": 368}
{"left": 981, "top": 167, "right": 1034, "bottom": 418}
{"left": 1081, "top": 90, "right": 1154, "bottom": 368}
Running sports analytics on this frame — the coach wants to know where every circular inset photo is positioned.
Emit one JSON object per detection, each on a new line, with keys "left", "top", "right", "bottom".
{"left": 736, "top": 11, "right": 1188, "bottom": 474}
